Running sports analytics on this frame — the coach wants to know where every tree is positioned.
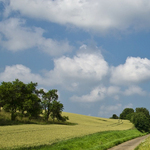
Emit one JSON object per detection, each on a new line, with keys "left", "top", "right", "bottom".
{"left": 0, "top": 79, "right": 26, "bottom": 121}
{"left": 23, "top": 94, "right": 42, "bottom": 119}
{"left": 50, "top": 100, "right": 64, "bottom": 122}
{"left": 135, "top": 107, "right": 150, "bottom": 118}
{"left": 21, "top": 82, "right": 42, "bottom": 119}
{"left": 120, "top": 108, "right": 134, "bottom": 120}
{"left": 41, "top": 89, "right": 68, "bottom": 122}
{"left": 110, "top": 114, "right": 118, "bottom": 119}
{"left": 0, "top": 79, "right": 68, "bottom": 123}
{"left": 131, "top": 112, "right": 150, "bottom": 132}
{"left": 0, "top": 79, "right": 42, "bottom": 120}
{"left": 41, "top": 89, "right": 58, "bottom": 121}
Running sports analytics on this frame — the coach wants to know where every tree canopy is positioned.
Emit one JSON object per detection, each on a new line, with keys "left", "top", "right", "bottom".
{"left": 0, "top": 79, "right": 68, "bottom": 123}
{"left": 119, "top": 107, "right": 150, "bottom": 133}
{"left": 120, "top": 108, "right": 134, "bottom": 120}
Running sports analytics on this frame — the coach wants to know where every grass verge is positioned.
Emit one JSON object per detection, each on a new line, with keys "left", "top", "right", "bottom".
{"left": 135, "top": 135, "right": 150, "bottom": 150}
{"left": 6, "top": 129, "right": 146, "bottom": 150}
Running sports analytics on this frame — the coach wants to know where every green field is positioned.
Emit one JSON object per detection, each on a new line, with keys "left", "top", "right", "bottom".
{"left": 0, "top": 112, "right": 137, "bottom": 149}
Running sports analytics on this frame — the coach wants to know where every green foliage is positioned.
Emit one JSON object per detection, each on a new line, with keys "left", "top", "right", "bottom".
{"left": 131, "top": 112, "right": 150, "bottom": 132}
{"left": 119, "top": 107, "right": 150, "bottom": 133}
{"left": 135, "top": 107, "right": 150, "bottom": 118}
{"left": 50, "top": 100, "right": 64, "bottom": 122}
{"left": 41, "top": 89, "right": 67, "bottom": 122}
{"left": 41, "top": 89, "right": 58, "bottom": 121}
{"left": 120, "top": 108, "right": 134, "bottom": 119}
{"left": 0, "top": 79, "right": 27, "bottom": 121}
{"left": 110, "top": 114, "right": 119, "bottom": 119}
{"left": 125, "top": 112, "right": 134, "bottom": 121}
{"left": 0, "top": 79, "right": 68, "bottom": 123}
{"left": 24, "top": 94, "right": 42, "bottom": 119}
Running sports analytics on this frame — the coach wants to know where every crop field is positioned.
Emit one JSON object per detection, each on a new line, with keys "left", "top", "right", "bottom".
{"left": 0, "top": 112, "right": 134, "bottom": 149}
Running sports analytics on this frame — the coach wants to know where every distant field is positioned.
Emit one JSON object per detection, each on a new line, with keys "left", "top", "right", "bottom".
{"left": 0, "top": 112, "right": 134, "bottom": 149}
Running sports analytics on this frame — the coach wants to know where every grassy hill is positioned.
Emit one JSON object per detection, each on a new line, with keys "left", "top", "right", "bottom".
{"left": 0, "top": 112, "right": 134, "bottom": 149}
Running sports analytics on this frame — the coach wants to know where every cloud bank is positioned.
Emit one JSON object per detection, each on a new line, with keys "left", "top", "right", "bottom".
{"left": 4, "top": 0, "right": 150, "bottom": 34}
{"left": 0, "top": 48, "right": 149, "bottom": 103}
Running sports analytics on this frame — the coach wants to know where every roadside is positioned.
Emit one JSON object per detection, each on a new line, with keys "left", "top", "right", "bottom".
{"left": 108, "top": 134, "right": 150, "bottom": 150}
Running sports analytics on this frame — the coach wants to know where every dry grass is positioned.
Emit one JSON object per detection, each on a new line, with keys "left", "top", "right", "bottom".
{"left": 0, "top": 112, "right": 134, "bottom": 149}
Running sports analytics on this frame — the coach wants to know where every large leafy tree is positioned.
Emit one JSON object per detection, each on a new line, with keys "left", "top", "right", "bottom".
{"left": 119, "top": 107, "right": 150, "bottom": 132}
{"left": 23, "top": 94, "right": 42, "bottom": 119}
{"left": 0, "top": 79, "right": 26, "bottom": 121}
{"left": 41, "top": 89, "right": 68, "bottom": 122}
{"left": 0, "top": 79, "right": 42, "bottom": 121}
{"left": 50, "top": 100, "right": 64, "bottom": 122}
{"left": 131, "top": 112, "right": 150, "bottom": 132}
{"left": 21, "top": 82, "right": 42, "bottom": 119}
{"left": 41, "top": 89, "right": 58, "bottom": 121}
{"left": 120, "top": 108, "right": 134, "bottom": 119}
{"left": 0, "top": 79, "right": 68, "bottom": 123}
{"left": 135, "top": 107, "right": 150, "bottom": 118}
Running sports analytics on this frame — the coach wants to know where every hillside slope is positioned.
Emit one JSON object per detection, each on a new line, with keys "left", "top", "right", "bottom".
{"left": 0, "top": 112, "right": 134, "bottom": 149}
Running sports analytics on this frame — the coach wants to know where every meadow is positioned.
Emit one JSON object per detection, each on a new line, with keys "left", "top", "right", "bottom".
{"left": 0, "top": 112, "right": 143, "bottom": 150}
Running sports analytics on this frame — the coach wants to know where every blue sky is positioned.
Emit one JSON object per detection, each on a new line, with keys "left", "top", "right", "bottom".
{"left": 1, "top": 0, "right": 150, "bottom": 118}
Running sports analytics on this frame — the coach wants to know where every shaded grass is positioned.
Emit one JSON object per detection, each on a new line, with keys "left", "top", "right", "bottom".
{"left": 0, "top": 110, "right": 75, "bottom": 126}
{"left": 8, "top": 129, "right": 146, "bottom": 150}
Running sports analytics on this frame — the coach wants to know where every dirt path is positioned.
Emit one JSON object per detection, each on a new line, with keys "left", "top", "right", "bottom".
{"left": 108, "top": 134, "right": 150, "bottom": 150}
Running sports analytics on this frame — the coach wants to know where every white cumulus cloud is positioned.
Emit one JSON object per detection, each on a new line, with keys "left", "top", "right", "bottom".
{"left": 110, "top": 57, "right": 150, "bottom": 85}
{"left": 70, "top": 86, "right": 107, "bottom": 102}
{"left": 70, "top": 85, "right": 121, "bottom": 102}
{"left": 0, "top": 48, "right": 108, "bottom": 91}
{"left": 44, "top": 51, "right": 109, "bottom": 89}
{"left": 0, "top": 18, "right": 73, "bottom": 55}
{"left": 4, "top": 0, "right": 150, "bottom": 34}
{"left": 0, "top": 64, "right": 42, "bottom": 83}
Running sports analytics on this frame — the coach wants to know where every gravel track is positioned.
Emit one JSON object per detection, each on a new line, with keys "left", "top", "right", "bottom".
{"left": 108, "top": 134, "right": 150, "bottom": 150}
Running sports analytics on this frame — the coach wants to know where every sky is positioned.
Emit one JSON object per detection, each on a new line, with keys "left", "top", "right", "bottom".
{"left": 0, "top": 0, "right": 150, "bottom": 118}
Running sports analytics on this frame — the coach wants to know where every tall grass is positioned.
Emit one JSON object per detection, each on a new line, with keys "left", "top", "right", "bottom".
{"left": 0, "top": 112, "right": 135, "bottom": 149}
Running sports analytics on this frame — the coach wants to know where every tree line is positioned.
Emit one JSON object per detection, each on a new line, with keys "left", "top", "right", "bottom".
{"left": 111, "top": 107, "right": 150, "bottom": 132}
{"left": 0, "top": 79, "right": 68, "bottom": 122}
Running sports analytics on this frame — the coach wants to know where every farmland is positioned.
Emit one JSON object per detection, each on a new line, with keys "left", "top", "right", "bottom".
{"left": 0, "top": 112, "right": 134, "bottom": 149}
